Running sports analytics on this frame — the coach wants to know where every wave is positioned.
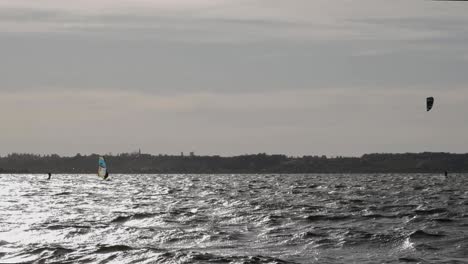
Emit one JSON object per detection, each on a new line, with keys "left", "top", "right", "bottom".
{"left": 432, "top": 217, "right": 454, "bottom": 223}
{"left": 29, "top": 246, "right": 74, "bottom": 255}
{"left": 53, "top": 192, "right": 73, "bottom": 196}
{"left": 95, "top": 245, "right": 134, "bottom": 253}
{"left": 153, "top": 251, "right": 298, "bottom": 264}
{"left": 399, "top": 257, "right": 423, "bottom": 262}
{"left": 361, "top": 213, "right": 401, "bottom": 219}
{"left": 409, "top": 230, "right": 445, "bottom": 239}
{"left": 0, "top": 246, "right": 74, "bottom": 264}
{"left": 46, "top": 224, "right": 91, "bottom": 230}
{"left": 414, "top": 208, "right": 447, "bottom": 215}
{"left": 305, "top": 214, "right": 351, "bottom": 221}
{"left": 111, "top": 212, "right": 158, "bottom": 223}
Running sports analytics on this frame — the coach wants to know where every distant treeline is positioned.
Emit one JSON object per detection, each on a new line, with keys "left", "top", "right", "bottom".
{"left": 1, "top": 152, "right": 467, "bottom": 174}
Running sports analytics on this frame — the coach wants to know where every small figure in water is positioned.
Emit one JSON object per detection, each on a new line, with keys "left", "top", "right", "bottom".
{"left": 104, "top": 171, "right": 109, "bottom": 180}
{"left": 444, "top": 171, "right": 448, "bottom": 177}
{"left": 47, "top": 172, "right": 52, "bottom": 180}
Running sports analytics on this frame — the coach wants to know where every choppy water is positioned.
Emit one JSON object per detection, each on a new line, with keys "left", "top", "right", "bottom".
{"left": 0, "top": 174, "right": 467, "bottom": 264}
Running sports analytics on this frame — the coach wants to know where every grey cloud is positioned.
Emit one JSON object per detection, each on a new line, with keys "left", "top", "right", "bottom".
{"left": 0, "top": 7, "right": 307, "bottom": 32}
{"left": 353, "top": 17, "right": 468, "bottom": 31}
{"left": 0, "top": 8, "right": 67, "bottom": 22}
{"left": 1, "top": 31, "right": 467, "bottom": 94}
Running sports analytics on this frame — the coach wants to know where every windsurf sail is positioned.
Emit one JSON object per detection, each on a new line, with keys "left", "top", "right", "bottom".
{"left": 98, "top": 156, "right": 107, "bottom": 178}
{"left": 427, "top": 97, "right": 434, "bottom": 111}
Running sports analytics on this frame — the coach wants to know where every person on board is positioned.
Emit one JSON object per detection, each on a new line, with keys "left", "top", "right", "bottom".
{"left": 47, "top": 172, "right": 52, "bottom": 180}
{"left": 444, "top": 171, "right": 448, "bottom": 177}
{"left": 104, "top": 171, "right": 109, "bottom": 180}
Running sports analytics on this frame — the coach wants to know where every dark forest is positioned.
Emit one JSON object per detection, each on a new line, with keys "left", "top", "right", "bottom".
{"left": 1, "top": 152, "right": 467, "bottom": 174}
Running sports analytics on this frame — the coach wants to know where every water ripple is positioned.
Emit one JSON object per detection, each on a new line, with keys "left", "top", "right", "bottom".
{"left": 0, "top": 173, "right": 466, "bottom": 263}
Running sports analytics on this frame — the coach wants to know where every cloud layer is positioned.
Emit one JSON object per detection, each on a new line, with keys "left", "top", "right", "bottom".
{"left": 1, "top": 0, "right": 467, "bottom": 155}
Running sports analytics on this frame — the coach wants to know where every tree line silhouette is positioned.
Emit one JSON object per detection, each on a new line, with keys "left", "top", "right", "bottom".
{"left": 1, "top": 152, "right": 467, "bottom": 174}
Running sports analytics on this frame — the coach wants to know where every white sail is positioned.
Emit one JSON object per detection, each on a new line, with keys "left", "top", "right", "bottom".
{"left": 98, "top": 156, "right": 107, "bottom": 178}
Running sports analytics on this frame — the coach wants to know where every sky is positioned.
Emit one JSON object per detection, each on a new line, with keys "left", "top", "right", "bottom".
{"left": 1, "top": 0, "right": 468, "bottom": 157}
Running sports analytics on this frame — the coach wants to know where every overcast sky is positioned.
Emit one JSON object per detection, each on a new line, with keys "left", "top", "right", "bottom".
{"left": 1, "top": 0, "right": 467, "bottom": 156}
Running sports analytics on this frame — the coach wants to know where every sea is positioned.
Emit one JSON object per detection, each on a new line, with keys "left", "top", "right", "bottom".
{"left": 0, "top": 174, "right": 466, "bottom": 264}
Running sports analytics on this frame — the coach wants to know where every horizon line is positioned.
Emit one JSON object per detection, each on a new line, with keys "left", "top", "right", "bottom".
{"left": 2, "top": 151, "right": 467, "bottom": 159}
